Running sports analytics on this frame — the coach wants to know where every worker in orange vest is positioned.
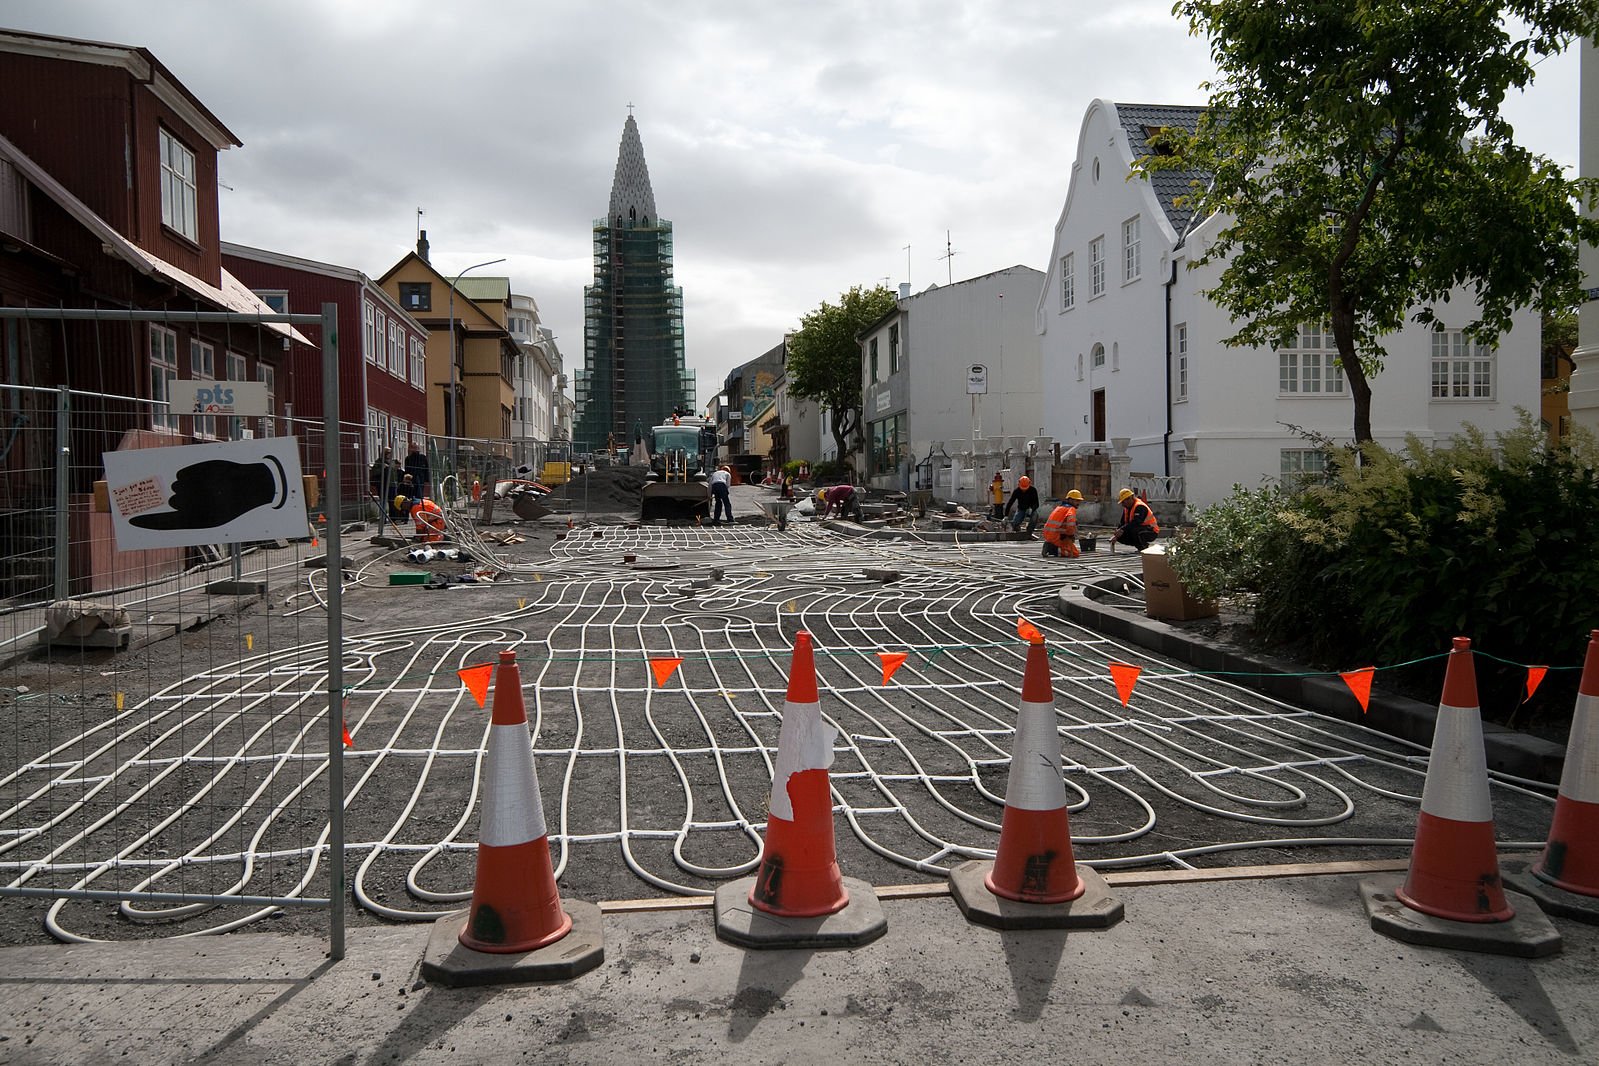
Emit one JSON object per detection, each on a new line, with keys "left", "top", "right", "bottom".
{"left": 1042, "top": 489, "right": 1083, "bottom": 558}
{"left": 1110, "top": 487, "right": 1159, "bottom": 552}
{"left": 411, "top": 497, "right": 445, "bottom": 542}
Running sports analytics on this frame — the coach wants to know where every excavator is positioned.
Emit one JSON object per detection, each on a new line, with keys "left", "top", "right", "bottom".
{"left": 640, "top": 417, "right": 715, "bottom": 522}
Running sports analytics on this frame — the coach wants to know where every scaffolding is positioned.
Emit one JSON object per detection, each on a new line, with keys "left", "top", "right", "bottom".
{"left": 574, "top": 217, "right": 695, "bottom": 452}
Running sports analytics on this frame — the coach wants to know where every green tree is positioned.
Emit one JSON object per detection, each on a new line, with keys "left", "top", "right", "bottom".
{"left": 785, "top": 284, "right": 898, "bottom": 465}
{"left": 1143, "top": 1, "right": 1599, "bottom": 443}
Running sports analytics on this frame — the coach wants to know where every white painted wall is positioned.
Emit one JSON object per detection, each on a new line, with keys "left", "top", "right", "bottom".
{"left": 861, "top": 265, "right": 1044, "bottom": 490}
{"left": 1040, "top": 99, "right": 1542, "bottom": 514}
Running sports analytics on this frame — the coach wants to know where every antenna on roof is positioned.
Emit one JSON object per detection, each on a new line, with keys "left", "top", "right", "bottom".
{"left": 938, "top": 230, "right": 957, "bottom": 285}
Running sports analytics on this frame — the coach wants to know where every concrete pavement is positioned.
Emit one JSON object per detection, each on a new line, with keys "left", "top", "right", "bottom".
{"left": 1, "top": 865, "right": 1594, "bottom": 1064}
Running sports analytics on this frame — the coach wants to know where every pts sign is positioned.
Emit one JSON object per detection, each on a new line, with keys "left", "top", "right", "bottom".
{"left": 168, "top": 379, "right": 269, "bottom": 417}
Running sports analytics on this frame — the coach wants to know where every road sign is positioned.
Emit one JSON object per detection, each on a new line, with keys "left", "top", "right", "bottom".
{"left": 966, "top": 364, "right": 988, "bottom": 395}
{"left": 169, "top": 379, "right": 270, "bottom": 417}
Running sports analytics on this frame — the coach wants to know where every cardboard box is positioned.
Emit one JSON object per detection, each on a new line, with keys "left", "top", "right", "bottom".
{"left": 1141, "top": 549, "right": 1218, "bottom": 621}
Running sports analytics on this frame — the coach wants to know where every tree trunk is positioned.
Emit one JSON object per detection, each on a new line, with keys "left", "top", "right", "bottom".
{"left": 1329, "top": 301, "right": 1372, "bottom": 443}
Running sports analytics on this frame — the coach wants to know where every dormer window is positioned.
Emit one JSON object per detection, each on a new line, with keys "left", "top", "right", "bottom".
{"left": 158, "top": 128, "right": 198, "bottom": 241}
{"left": 1143, "top": 126, "right": 1178, "bottom": 156}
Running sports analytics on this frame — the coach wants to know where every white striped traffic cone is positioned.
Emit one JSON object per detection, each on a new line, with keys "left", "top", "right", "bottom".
{"left": 1532, "top": 630, "right": 1599, "bottom": 898}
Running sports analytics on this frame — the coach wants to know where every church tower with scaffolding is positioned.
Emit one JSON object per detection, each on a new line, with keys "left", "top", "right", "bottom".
{"left": 574, "top": 112, "right": 695, "bottom": 452}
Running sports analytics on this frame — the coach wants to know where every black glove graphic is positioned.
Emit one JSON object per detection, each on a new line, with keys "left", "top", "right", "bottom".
{"left": 130, "top": 456, "right": 287, "bottom": 531}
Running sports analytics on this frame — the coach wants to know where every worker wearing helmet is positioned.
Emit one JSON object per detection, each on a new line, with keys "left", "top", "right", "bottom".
{"left": 1042, "top": 489, "right": 1084, "bottom": 558}
{"left": 1110, "top": 487, "right": 1159, "bottom": 552}
{"left": 817, "top": 483, "right": 863, "bottom": 522}
{"left": 1004, "top": 474, "right": 1041, "bottom": 534}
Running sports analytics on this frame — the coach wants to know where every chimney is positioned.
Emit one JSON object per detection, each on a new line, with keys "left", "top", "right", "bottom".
{"left": 898, "top": 282, "right": 910, "bottom": 299}
{"left": 417, "top": 229, "right": 430, "bottom": 262}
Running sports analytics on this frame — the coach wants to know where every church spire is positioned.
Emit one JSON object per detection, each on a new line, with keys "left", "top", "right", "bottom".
{"left": 607, "top": 113, "right": 658, "bottom": 227}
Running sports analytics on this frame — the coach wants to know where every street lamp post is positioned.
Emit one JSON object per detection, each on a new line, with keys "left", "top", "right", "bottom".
{"left": 447, "top": 256, "right": 507, "bottom": 488}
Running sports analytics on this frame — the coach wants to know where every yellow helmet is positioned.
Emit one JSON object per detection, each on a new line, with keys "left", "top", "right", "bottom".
{"left": 1118, "top": 488, "right": 1135, "bottom": 502}
{"left": 817, "top": 488, "right": 828, "bottom": 501}
{"left": 393, "top": 495, "right": 408, "bottom": 511}
{"left": 1065, "top": 489, "right": 1084, "bottom": 501}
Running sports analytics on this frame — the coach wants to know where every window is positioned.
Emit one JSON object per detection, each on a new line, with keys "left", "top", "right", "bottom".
{"left": 375, "top": 411, "right": 389, "bottom": 454}
{"left": 1122, "top": 216, "right": 1141, "bottom": 282}
{"left": 149, "top": 325, "right": 179, "bottom": 430}
{"left": 363, "top": 302, "right": 377, "bottom": 363}
{"left": 869, "top": 413, "right": 907, "bottom": 476}
{"left": 190, "top": 339, "right": 216, "bottom": 438}
{"left": 1431, "top": 330, "right": 1494, "bottom": 399}
{"left": 158, "top": 128, "right": 198, "bottom": 241}
{"left": 1175, "top": 323, "right": 1189, "bottom": 401}
{"left": 1281, "top": 448, "right": 1329, "bottom": 488}
{"left": 227, "top": 351, "right": 247, "bottom": 381}
{"left": 399, "top": 282, "right": 431, "bottom": 312}
{"left": 869, "top": 338, "right": 879, "bottom": 383}
{"left": 257, "top": 364, "right": 276, "bottom": 437}
{"left": 889, "top": 325, "right": 900, "bottom": 374}
{"left": 410, "top": 336, "right": 426, "bottom": 389}
{"left": 367, "top": 409, "right": 381, "bottom": 458}
{"left": 1091, "top": 342, "right": 1106, "bottom": 369}
{"left": 1277, "top": 324, "right": 1345, "bottom": 395}
{"left": 392, "top": 417, "right": 408, "bottom": 452}
{"left": 388, "top": 320, "right": 403, "bottom": 375}
{"left": 1089, "top": 237, "right": 1105, "bottom": 298}
{"left": 1060, "top": 253, "right": 1075, "bottom": 311}
{"left": 255, "top": 290, "right": 289, "bottom": 314}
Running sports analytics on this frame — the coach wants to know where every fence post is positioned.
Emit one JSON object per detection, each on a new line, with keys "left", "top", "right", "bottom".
{"left": 53, "top": 385, "right": 70, "bottom": 601}
{"left": 321, "top": 301, "right": 345, "bottom": 962}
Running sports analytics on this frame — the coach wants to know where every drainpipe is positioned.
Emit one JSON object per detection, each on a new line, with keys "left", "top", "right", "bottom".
{"left": 1163, "top": 256, "right": 1177, "bottom": 477}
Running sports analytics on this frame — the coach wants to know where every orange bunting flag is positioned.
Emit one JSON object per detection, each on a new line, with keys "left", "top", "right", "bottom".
{"left": 879, "top": 651, "right": 909, "bottom": 686}
{"left": 1016, "top": 616, "right": 1044, "bottom": 645}
{"left": 1525, "top": 666, "right": 1548, "bottom": 701}
{"left": 1108, "top": 662, "right": 1142, "bottom": 707}
{"left": 650, "top": 657, "right": 684, "bottom": 688}
{"left": 341, "top": 720, "right": 354, "bottom": 748}
{"left": 1340, "top": 667, "right": 1376, "bottom": 713}
{"left": 457, "top": 662, "right": 495, "bottom": 707}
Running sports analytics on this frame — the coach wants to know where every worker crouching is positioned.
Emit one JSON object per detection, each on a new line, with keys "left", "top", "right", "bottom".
{"left": 1042, "top": 490, "right": 1083, "bottom": 558}
{"left": 411, "top": 497, "right": 445, "bottom": 542}
{"left": 1109, "top": 488, "right": 1159, "bottom": 552}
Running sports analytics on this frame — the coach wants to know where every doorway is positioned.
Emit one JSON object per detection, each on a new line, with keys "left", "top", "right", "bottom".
{"left": 1092, "top": 388, "right": 1106, "bottom": 441}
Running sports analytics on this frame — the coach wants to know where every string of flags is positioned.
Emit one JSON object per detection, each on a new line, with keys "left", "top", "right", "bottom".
{"left": 421, "top": 616, "right": 1566, "bottom": 714}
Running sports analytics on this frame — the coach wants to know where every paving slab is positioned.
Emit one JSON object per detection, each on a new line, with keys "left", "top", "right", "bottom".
{"left": 1, "top": 870, "right": 1595, "bottom": 1064}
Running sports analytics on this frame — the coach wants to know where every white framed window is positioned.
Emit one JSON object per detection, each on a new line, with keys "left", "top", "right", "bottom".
{"left": 257, "top": 363, "right": 276, "bottom": 437}
{"left": 149, "top": 324, "right": 179, "bottom": 431}
{"left": 392, "top": 417, "right": 408, "bottom": 451}
{"left": 158, "top": 128, "right": 198, "bottom": 241}
{"left": 1430, "top": 330, "right": 1494, "bottom": 399}
{"left": 1060, "top": 253, "right": 1075, "bottom": 311}
{"left": 374, "top": 309, "right": 388, "bottom": 371}
{"left": 410, "top": 336, "right": 426, "bottom": 389}
{"left": 376, "top": 411, "right": 389, "bottom": 455}
{"left": 190, "top": 339, "right": 216, "bottom": 438}
{"left": 367, "top": 408, "right": 381, "bottom": 458}
{"left": 1175, "top": 323, "right": 1189, "bottom": 401}
{"left": 388, "top": 320, "right": 403, "bottom": 375}
{"left": 1122, "top": 216, "right": 1141, "bottom": 282}
{"left": 363, "top": 302, "right": 377, "bottom": 364}
{"left": 1089, "top": 237, "right": 1105, "bottom": 298}
{"left": 1277, "top": 323, "right": 1345, "bottom": 395}
{"left": 255, "top": 290, "right": 289, "bottom": 314}
{"left": 226, "top": 351, "right": 247, "bottom": 381}
{"left": 1281, "top": 448, "right": 1329, "bottom": 488}
{"left": 1091, "top": 342, "right": 1106, "bottom": 369}
{"left": 413, "top": 426, "right": 426, "bottom": 453}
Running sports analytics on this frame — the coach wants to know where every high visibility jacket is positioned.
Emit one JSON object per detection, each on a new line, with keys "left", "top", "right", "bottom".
{"left": 1119, "top": 497, "right": 1159, "bottom": 536}
{"left": 411, "top": 498, "right": 445, "bottom": 541}
{"left": 1042, "top": 505, "right": 1077, "bottom": 546}
{"left": 990, "top": 479, "right": 1004, "bottom": 506}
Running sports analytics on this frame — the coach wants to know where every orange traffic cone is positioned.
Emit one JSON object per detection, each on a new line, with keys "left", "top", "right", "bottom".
{"left": 1396, "top": 638, "right": 1513, "bottom": 922}
{"left": 1531, "top": 630, "right": 1599, "bottom": 899}
{"left": 750, "top": 631, "right": 847, "bottom": 917}
{"left": 714, "top": 631, "right": 887, "bottom": 948}
{"left": 460, "top": 649, "right": 571, "bottom": 952}
{"left": 1361, "top": 637, "right": 1561, "bottom": 956}
{"left": 949, "top": 635, "right": 1123, "bottom": 929}
{"left": 421, "top": 649, "right": 604, "bottom": 985}
{"left": 987, "top": 640, "right": 1084, "bottom": 903}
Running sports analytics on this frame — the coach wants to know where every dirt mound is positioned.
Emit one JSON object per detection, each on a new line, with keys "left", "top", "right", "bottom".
{"left": 549, "top": 464, "right": 650, "bottom": 513}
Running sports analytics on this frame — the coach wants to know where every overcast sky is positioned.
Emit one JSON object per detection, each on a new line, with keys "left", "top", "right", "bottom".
{"left": 5, "top": 1, "right": 1584, "bottom": 411}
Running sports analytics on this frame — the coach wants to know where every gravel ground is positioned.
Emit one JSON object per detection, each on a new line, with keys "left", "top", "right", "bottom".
{"left": 0, "top": 476, "right": 1562, "bottom": 947}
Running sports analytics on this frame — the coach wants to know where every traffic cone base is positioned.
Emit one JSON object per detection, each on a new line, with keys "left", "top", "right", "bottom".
{"left": 1360, "top": 876, "right": 1561, "bottom": 958}
{"left": 715, "top": 875, "right": 887, "bottom": 950}
{"left": 421, "top": 900, "right": 605, "bottom": 988}
{"left": 952, "top": 859, "right": 1123, "bottom": 931}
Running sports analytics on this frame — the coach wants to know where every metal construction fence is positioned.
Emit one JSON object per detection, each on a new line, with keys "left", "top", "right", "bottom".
{"left": 0, "top": 304, "right": 348, "bottom": 957}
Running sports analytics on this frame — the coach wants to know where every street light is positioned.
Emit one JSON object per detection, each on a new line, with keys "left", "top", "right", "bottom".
{"left": 447, "top": 256, "right": 507, "bottom": 482}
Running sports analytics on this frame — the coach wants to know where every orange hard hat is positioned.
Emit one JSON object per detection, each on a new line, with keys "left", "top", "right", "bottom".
{"left": 1018, "top": 476, "right": 1031, "bottom": 489}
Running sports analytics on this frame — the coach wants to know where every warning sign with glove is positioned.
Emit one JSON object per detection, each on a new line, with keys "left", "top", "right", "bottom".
{"left": 103, "top": 436, "right": 308, "bottom": 550}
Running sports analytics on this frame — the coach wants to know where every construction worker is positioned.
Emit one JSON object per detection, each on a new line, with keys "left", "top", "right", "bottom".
{"left": 816, "top": 484, "right": 863, "bottom": 522}
{"left": 1110, "top": 487, "right": 1159, "bottom": 552}
{"left": 411, "top": 496, "right": 445, "bottom": 543}
{"left": 1042, "top": 489, "right": 1083, "bottom": 558}
{"left": 1004, "top": 475, "right": 1040, "bottom": 534}
{"left": 709, "top": 464, "right": 733, "bottom": 524}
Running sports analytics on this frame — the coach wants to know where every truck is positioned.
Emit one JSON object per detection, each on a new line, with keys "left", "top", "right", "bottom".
{"left": 640, "top": 418, "right": 715, "bottom": 522}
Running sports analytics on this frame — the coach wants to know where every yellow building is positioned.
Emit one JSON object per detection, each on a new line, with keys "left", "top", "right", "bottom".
{"left": 378, "top": 246, "right": 516, "bottom": 450}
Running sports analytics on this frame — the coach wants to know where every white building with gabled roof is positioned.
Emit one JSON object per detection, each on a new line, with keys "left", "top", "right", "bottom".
{"left": 1036, "top": 99, "right": 1540, "bottom": 514}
